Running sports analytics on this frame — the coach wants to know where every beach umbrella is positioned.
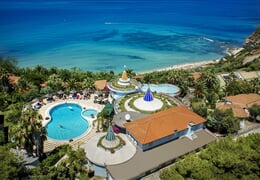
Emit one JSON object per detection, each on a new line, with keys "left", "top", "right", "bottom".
{"left": 103, "top": 85, "right": 109, "bottom": 92}
{"left": 70, "top": 90, "right": 76, "bottom": 94}
{"left": 45, "top": 94, "right": 52, "bottom": 98}
{"left": 23, "top": 104, "right": 32, "bottom": 111}
{"left": 57, "top": 90, "right": 64, "bottom": 95}
{"left": 97, "top": 91, "right": 102, "bottom": 96}
{"left": 31, "top": 98, "right": 39, "bottom": 103}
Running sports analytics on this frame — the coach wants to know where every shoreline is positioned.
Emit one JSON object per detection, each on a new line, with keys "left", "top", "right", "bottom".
{"left": 136, "top": 47, "right": 243, "bottom": 75}
{"left": 136, "top": 59, "right": 219, "bottom": 74}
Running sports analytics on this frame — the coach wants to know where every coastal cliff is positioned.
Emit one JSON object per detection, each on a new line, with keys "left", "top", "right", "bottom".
{"left": 243, "top": 27, "right": 260, "bottom": 50}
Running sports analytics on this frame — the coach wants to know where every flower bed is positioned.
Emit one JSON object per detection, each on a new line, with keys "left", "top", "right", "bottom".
{"left": 97, "top": 135, "right": 126, "bottom": 154}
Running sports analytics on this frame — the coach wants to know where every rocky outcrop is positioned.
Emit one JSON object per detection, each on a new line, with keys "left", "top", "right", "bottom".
{"left": 243, "top": 27, "right": 260, "bottom": 49}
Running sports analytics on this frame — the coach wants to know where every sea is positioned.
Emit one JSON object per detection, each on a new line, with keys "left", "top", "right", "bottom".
{"left": 0, "top": 0, "right": 259, "bottom": 73}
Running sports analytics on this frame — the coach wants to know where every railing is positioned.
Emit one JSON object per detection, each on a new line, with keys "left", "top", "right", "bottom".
{"left": 160, "top": 93, "right": 183, "bottom": 106}
{"left": 236, "top": 124, "right": 260, "bottom": 136}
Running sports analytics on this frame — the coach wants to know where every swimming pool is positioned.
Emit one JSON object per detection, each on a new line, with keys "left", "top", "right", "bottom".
{"left": 82, "top": 109, "right": 98, "bottom": 118}
{"left": 46, "top": 103, "right": 89, "bottom": 140}
{"left": 141, "top": 84, "right": 180, "bottom": 96}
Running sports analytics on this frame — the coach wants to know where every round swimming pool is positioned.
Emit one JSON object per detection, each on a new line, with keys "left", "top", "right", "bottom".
{"left": 46, "top": 103, "right": 89, "bottom": 140}
{"left": 141, "top": 84, "right": 180, "bottom": 96}
{"left": 82, "top": 109, "right": 98, "bottom": 118}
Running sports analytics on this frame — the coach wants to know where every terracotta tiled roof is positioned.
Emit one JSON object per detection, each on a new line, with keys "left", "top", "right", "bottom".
{"left": 216, "top": 102, "right": 248, "bottom": 118}
{"left": 224, "top": 93, "right": 260, "bottom": 108}
{"left": 124, "top": 106, "right": 206, "bottom": 145}
{"left": 132, "top": 75, "right": 144, "bottom": 79}
{"left": 94, "top": 80, "right": 107, "bottom": 90}
{"left": 8, "top": 74, "right": 20, "bottom": 85}
{"left": 40, "top": 82, "right": 47, "bottom": 88}
{"left": 191, "top": 72, "right": 201, "bottom": 81}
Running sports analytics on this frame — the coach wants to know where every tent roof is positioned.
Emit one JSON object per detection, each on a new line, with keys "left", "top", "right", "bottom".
{"left": 94, "top": 80, "right": 107, "bottom": 90}
{"left": 102, "top": 103, "right": 114, "bottom": 115}
{"left": 106, "top": 125, "right": 116, "bottom": 141}
{"left": 143, "top": 87, "right": 153, "bottom": 102}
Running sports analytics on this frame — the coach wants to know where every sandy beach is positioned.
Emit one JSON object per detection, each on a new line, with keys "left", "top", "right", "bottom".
{"left": 137, "top": 47, "right": 245, "bottom": 75}
{"left": 137, "top": 60, "right": 218, "bottom": 74}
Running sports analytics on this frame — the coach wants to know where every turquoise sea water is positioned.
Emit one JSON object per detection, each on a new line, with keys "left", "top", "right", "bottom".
{"left": 0, "top": 0, "right": 259, "bottom": 73}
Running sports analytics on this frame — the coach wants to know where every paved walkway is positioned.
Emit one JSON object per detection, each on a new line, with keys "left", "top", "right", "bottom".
{"left": 124, "top": 97, "right": 163, "bottom": 112}
{"left": 134, "top": 97, "right": 163, "bottom": 111}
{"left": 106, "top": 130, "right": 217, "bottom": 179}
{"left": 38, "top": 94, "right": 105, "bottom": 153}
{"left": 83, "top": 133, "right": 136, "bottom": 166}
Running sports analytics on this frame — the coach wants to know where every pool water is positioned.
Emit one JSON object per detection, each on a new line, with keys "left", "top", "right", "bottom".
{"left": 82, "top": 109, "right": 98, "bottom": 118}
{"left": 141, "top": 84, "right": 180, "bottom": 96}
{"left": 111, "top": 92, "right": 126, "bottom": 100}
{"left": 46, "top": 103, "right": 89, "bottom": 140}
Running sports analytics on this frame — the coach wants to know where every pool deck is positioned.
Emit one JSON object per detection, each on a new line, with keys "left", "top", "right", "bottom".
{"left": 83, "top": 133, "right": 137, "bottom": 166}
{"left": 38, "top": 94, "right": 105, "bottom": 153}
{"left": 37, "top": 92, "right": 218, "bottom": 180}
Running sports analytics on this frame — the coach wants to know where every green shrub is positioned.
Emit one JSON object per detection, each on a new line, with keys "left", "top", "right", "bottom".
{"left": 97, "top": 135, "right": 126, "bottom": 153}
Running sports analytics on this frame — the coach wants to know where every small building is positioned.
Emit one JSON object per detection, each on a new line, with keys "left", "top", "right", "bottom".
{"left": 94, "top": 80, "right": 107, "bottom": 91}
{"left": 102, "top": 103, "right": 114, "bottom": 117}
{"left": 217, "top": 93, "right": 260, "bottom": 128}
{"left": 217, "top": 93, "right": 260, "bottom": 118}
{"left": 124, "top": 106, "right": 206, "bottom": 151}
{"left": 234, "top": 71, "right": 260, "bottom": 81}
{"left": 107, "top": 67, "right": 142, "bottom": 98}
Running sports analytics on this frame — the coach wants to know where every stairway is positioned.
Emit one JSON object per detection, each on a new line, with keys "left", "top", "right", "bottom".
{"left": 43, "top": 128, "right": 98, "bottom": 153}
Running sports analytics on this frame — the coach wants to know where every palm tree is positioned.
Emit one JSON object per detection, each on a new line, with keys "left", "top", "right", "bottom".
{"left": 81, "top": 77, "right": 95, "bottom": 90}
{"left": 34, "top": 65, "right": 48, "bottom": 76}
{"left": 168, "top": 70, "right": 180, "bottom": 84}
{"left": 126, "top": 68, "right": 136, "bottom": 78}
{"left": 168, "top": 69, "right": 192, "bottom": 96}
{"left": 58, "top": 69, "right": 72, "bottom": 82}
{"left": 46, "top": 74, "right": 63, "bottom": 92}
{"left": 17, "top": 76, "right": 36, "bottom": 92}
{"left": 95, "top": 113, "right": 102, "bottom": 132}
{"left": 95, "top": 111, "right": 110, "bottom": 132}
{"left": 199, "top": 69, "right": 220, "bottom": 92}
{"left": 40, "top": 85, "right": 54, "bottom": 95}
{"left": 0, "top": 56, "right": 18, "bottom": 73}
{"left": 193, "top": 81, "right": 207, "bottom": 99}
{"left": 66, "top": 78, "right": 77, "bottom": 91}
{"left": 11, "top": 109, "right": 46, "bottom": 157}
{"left": 0, "top": 67, "right": 11, "bottom": 92}
{"left": 143, "top": 73, "right": 154, "bottom": 83}
{"left": 250, "top": 78, "right": 260, "bottom": 93}
{"left": 4, "top": 102, "right": 24, "bottom": 123}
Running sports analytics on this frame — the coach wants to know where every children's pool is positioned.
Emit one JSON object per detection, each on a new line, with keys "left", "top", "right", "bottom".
{"left": 141, "top": 84, "right": 180, "bottom": 96}
{"left": 82, "top": 109, "right": 98, "bottom": 119}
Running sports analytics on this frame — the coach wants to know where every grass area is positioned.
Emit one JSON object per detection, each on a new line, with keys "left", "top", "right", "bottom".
{"left": 110, "top": 78, "right": 140, "bottom": 91}
{"left": 118, "top": 93, "right": 176, "bottom": 114}
{"left": 97, "top": 135, "right": 126, "bottom": 153}
{"left": 111, "top": 80, "right": 136, "bottom": 90}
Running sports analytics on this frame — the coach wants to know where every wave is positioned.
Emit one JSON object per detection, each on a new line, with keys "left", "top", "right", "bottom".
{"left": 104, "top": 22, "right": 120, "bottom": 25}
{"left": 202, "top": 37, "right": 214, "bottom": 42}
